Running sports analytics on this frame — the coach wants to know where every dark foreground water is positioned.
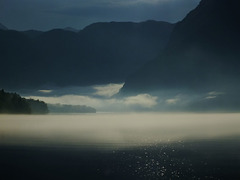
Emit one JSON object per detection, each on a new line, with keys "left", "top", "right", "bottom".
{"left": 1, "top": 138, "right": 240, "bottom": 180}
{"left": 0, "top": 113, "right": 240, "bottom": 179}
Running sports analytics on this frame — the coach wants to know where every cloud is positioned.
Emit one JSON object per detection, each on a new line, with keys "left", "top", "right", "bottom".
{"left": 25, "top": 93, "right": 158, "bottom": 111}
{"left": 205, "top": 91, "right": 224, "bottom": 99}
{"left": 205, "top": 96, "right": 217, "bottom": 100}
{"left": 208, "top": 91, "right": 225, "bottom": 96}
{"left": 164, "top": 93, "right": 184, "bottom": 105}
{"left": 93, "top": 83, "right": 124, "bottom": 97}
{"left": 165, "top": 98, "right": 179, "bottom": 105}
{"left": 124, "top": 94, "right": 158, "bottom": 108}
{"left": 38, "top": 90, "right": 53, "bottom": 93}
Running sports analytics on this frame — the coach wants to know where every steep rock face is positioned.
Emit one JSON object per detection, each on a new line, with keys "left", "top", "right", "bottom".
{"left": 0, "top": 21, "right": 174, "bottom": 89}
{"left": 121, "top": 0, "right": 240, "bottom": 94}
{"left": 167, "top": 0, "right": 240, "bottom": 52}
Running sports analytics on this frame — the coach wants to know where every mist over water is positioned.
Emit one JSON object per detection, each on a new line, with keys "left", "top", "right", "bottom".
{"left": 0, "top": 113, "right": 239, "bottom": 148}
{"left": 1, "top": 113, "right": 240, "bottom": 179}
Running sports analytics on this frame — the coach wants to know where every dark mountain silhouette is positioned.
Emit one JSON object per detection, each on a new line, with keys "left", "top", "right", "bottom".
{"left": 121, "top": 0, "right": 240, "bottom": 94}
{"left": 0, "top": 21, "right": 174, "bottom": 89}
{"left": 0, "top": 23, "right": 7, "bottom": 30}
{"left": 22, "top": 30, "right": 43, "bottom": 39}
{"left": 0, "top": 30, "right": 44, "bottom": 88}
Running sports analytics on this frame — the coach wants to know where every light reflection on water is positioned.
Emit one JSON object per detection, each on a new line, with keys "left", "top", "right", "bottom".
{"left": 0, "top": 113, "right": 239, "bottom": 148}
{"left": 1, "top": 113, "right": 240, "bottom": 179}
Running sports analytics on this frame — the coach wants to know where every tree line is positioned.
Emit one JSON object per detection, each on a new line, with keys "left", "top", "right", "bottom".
{"left": 0, "top": 89, "right": 48, "bottom": 114}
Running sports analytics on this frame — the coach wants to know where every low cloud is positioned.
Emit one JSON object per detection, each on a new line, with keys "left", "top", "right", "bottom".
{"left": 25, "top": 93, "right": 158, "bottom": 112}
{"left": 23, "top": 88, "right": 237, "bottom": 112}
{"left": 165, "top": 98, "right": 179, "bottom": 105}
{"left": 38, "top": 90, "right": 53, "bottom": 93}
{"left": 205, "top": 91, "right": 224, "bottom": 99}
{"left": 124, "top": 94, "right": 158, "bottom": 108}
{"left": 93, "top": 83, "right": 124, "bottom": 97}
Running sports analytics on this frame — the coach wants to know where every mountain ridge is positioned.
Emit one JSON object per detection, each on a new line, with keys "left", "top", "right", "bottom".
{"left": 0, "top": 20, "right": 174, "bottom": 89}
{"left": 121, "top": 0, "right": 240, "bottom": 94}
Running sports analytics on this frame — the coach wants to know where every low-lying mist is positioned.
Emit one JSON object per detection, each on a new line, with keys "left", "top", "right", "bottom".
{"left": 0, "top": 113, "right": 240, "bottom": 148}
{"left": 20, "top": 83, "right": 240, "bottom": 112}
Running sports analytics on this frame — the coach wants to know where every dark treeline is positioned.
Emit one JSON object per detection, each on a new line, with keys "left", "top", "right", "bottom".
{"left": 0, "top": 89, "right": 48, "bottom": 114}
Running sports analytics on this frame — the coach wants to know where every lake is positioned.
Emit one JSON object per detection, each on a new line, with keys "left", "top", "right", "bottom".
{"left": 0, "top": 113, "right": 240, "bottom": 179}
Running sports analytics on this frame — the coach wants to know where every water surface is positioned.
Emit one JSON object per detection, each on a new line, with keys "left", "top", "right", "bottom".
{"left": 0, "top": 113, "right": 240, "bottom": 179}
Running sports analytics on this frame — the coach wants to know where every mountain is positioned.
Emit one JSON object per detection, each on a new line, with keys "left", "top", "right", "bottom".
{"left": 22, "top": 30, "right": 43, "bottom": 38}
{"left": 0, "top": 30, "right": 41, "bottom": 88}
{"left": 0, "top": 23, "right": 7, "bottom": 30}
{"left": 0, "top": 21, "right": 174, "bottom": 89}
{"left": 121, "top": 0, "right": 240, "bottom": 94}
{"left": 63, "top": 27, "right": 79, "bottom": 32}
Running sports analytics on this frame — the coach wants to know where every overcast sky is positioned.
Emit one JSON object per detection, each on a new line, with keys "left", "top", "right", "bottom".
{"left": 0, "top": 0, "right": 200, "bottom": 31}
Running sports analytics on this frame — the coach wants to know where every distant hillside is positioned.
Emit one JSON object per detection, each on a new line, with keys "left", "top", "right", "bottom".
{"left": 0, "top": 89, "right": 48, "bottom": 114}
{"left": 22, "top": 30, "right": 43, "bottom": 38}
{"left": 64, "top": 27, "right": 79, "bottom": 32}
{"left": 121, "top": 0, "right": 240, "bottom": 94}
{"left": 48, "top": 104, "right": 96, "bottom": 113}
{"left": 0, "top": 23, "right": 7, "bottom": 30}
{"left": 0, "top": 20, "right": 174, "bottom": 89}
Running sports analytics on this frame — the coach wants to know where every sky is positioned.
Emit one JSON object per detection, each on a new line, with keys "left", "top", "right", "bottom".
{"left": 0, "top": 0, "right": 200, "bottom": 31}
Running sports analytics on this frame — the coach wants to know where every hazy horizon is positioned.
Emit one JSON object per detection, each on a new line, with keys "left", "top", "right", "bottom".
{"left": 13, "top": 82, "right": 237, "bottom": 113}
{"left": 1, "top": 113, "right": 240, "bottom": 148}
